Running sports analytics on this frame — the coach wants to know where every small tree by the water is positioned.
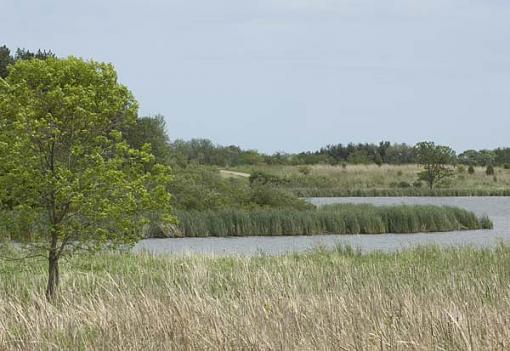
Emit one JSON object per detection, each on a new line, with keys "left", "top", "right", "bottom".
{"left": 0, "top": 57, "right": 175, "bottom": 300}
{"left": 414, "top": 142, "right": 456, "bottom": 189}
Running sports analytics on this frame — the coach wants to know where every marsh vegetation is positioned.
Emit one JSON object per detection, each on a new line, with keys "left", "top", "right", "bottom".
{"left": 176, "top": 204, "right": 492, "bottom": 237}
{"left": 230, "top": 164, "right": 510, "bottom": 197}
{"left": 1, "top": 245, "right": 509, "bottom": 350}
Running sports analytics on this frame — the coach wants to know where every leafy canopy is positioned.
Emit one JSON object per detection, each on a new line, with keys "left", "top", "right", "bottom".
{"left": 0, "top": 57, "right": 174, "bottom": 253}
{"left": 414, "top": 141, "right": 456, "bottom": 189}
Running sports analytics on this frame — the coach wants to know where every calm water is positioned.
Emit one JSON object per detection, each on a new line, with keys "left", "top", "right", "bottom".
{"left": 135, "top": 197, "right": 510, "bottom": 256}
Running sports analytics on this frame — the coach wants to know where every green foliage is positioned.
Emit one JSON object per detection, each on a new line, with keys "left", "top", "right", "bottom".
{"left": 0, "top": 45, "right": 55, "bottom": 79}
{"left": 169, "top": 138, "right": 264, "bottom": 167}
{"left": 123, "top": 132, "right": 510, "bottom": 169}
{"left": 169, "top": 165, "right": 251, "bottom": 211}
{"left": 415, "top": 141, "right": 456, "bottom": 189}
{"left": 249, "top": 171, "right": 283, "bottom": 186}
{"left": 0, "top": 57, "right": 175, "bottom": 297}
{"left": 412, "top": 180, "right": 423, "bottom": 188}
{"left": 458, "top": 149, "right": 496, "bottom": 167}
{"left": 298, "top": 165, "right": 312, "bottom": 176}
{"left": 168, "top": 166, "right": 310, "bottom": 212}
{"left": 486, "top": 165, "right": 495, "bottom": 176}
{"left": 123, "top": 115, "right": 172, "bottom": 164}
{"left": 346, "top": 150, "right": 371, "bottom": 164}
{"left": 248, "top": 186, "right": 313, "bottom": 210}
{"left": 374, "top": 153, "right": 383, "bottom": 166}
{"left": 0, "top": 45, "right": 14, "bottom": 79}
{"left": 468, "top": 165, "right": 475, "bottom": 175}
{"left": 174, "top": 204, "right": 491, "bottom": 237}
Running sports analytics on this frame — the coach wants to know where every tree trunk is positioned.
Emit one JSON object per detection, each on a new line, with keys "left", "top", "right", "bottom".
{"left": 45, "top": 222, "right": 61, "bottom": 301}
{"left": 46, "top": 253, "right": 59, "bottom": 301}
{"left": 428, "top": 172, "right": 434, "bottom": 190}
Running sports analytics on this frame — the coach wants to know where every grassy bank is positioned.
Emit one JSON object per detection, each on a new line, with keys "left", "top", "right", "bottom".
{"left": 231, "top": 164, "right": 510, "bottom": 197}
{"left": 293, "top": 187, "right": 510, "bottom": 197}
{"left": 1, "top": 245, "right": 509, "bottom": 350}
{"left": 175, "top": 204, "right": 492, "bottom": 237}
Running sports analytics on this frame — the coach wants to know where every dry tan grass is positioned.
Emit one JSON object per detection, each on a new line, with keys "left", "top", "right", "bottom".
{"left": 219, "top": 169, "right": 250, "bottom": 178}
{"left": 233, "top": 164, "right": 510, "bottom": 195}
{"left": 1, "top": 246, "right": 510, "bottom": 350}
{"left": 280, "top": 164, "right": 510, "bottom": 187}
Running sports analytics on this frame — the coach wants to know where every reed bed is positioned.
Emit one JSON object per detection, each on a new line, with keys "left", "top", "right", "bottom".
{"left": 175, "top": 204, "right": 492, "bottom": 237}
{"left": 292, "top": 187, "right": 510, "bottom": 197}
{"left": 1, "top": 245, "right": 509, "bottom": 350}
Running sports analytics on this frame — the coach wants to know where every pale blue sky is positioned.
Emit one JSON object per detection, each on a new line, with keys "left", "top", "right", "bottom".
{"left": 2, "top": 0, "right": 509, "bottom": 153}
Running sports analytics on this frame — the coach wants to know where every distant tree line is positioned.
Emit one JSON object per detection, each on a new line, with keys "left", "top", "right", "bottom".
{"left": 457, "top": 149, "right": 510, "bottom": 167}
{"left": 0, "top": 45, "right": 55, "bottom": 78}
{"left": 122, "top": 115, "right": 509, "bottom": 168}
{"left": 146, "top": 135, "right": 510, "bottom": 168}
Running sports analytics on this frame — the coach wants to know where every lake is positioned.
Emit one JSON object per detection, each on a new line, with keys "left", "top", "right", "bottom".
{"left": 135, "top": 197, "right": 510, "bottom": 255}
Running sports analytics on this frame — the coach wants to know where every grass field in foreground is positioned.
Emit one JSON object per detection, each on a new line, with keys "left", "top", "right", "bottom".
{"left": 176, "top": 204, "right": 492, "bottom": 237}
{"left": 1, "top": 245, "right": 509, "bottom": 350}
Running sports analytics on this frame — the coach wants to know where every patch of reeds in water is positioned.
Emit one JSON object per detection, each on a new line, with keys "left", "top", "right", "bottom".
{"left": 175, "top": 204, "right": 492, "bottom": 237}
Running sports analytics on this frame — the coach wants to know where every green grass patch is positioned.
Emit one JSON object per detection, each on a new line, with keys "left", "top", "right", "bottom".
{"left": 175, "top": 204, "right": 492, "bottom": 237}
{"left": 292, "top": 187, "right": 510, "bottom": 197}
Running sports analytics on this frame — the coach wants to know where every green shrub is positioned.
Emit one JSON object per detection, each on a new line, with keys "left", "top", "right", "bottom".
{"left": 486, "top": 165, "right": 495, "bottom": 176}
{"left": 298, "top": 166, "right": 312, "bottom": 176}
{"left": 249, "top": 171, "right": 283, "bottom": 186}
{"left": 436, "top": 178, "right": 454, "bottom": 188}
{"left": 412, "top": 180, "right": 423, "bottom": 188}
{"left": 457, "top": 165, "right": 465, "bottom": 173}
{"left": 468, "top": 166, "right": 475, "bottom": 175}
{"left": 504, "top": 164, "right": 510, "bottom": 170}
{"left": 249, "top": 186, "right": 313, "bottom": 210}
{"left": 398, "top": 181, "right": 411, "bottom": 188}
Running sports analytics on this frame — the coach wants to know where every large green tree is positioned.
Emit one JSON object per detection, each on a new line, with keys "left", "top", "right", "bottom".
{"left": 0, "top": 57, "right": 174, "bottom": 300}
{"left": 0, "top": 45, "right": 14, "bottom": 79}
{"left": 123, "top": 114, "right": 173, "bottom": 164}
{"left": 0, "top": 45, "right": 55, "bottom": 79}
{"left": 414, "top": 141, "right": 456, "bottom": 189}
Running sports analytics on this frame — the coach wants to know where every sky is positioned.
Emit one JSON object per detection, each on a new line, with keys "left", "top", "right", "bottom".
{"left": 2, "top": 0, "right": 510, "bottom": 153}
